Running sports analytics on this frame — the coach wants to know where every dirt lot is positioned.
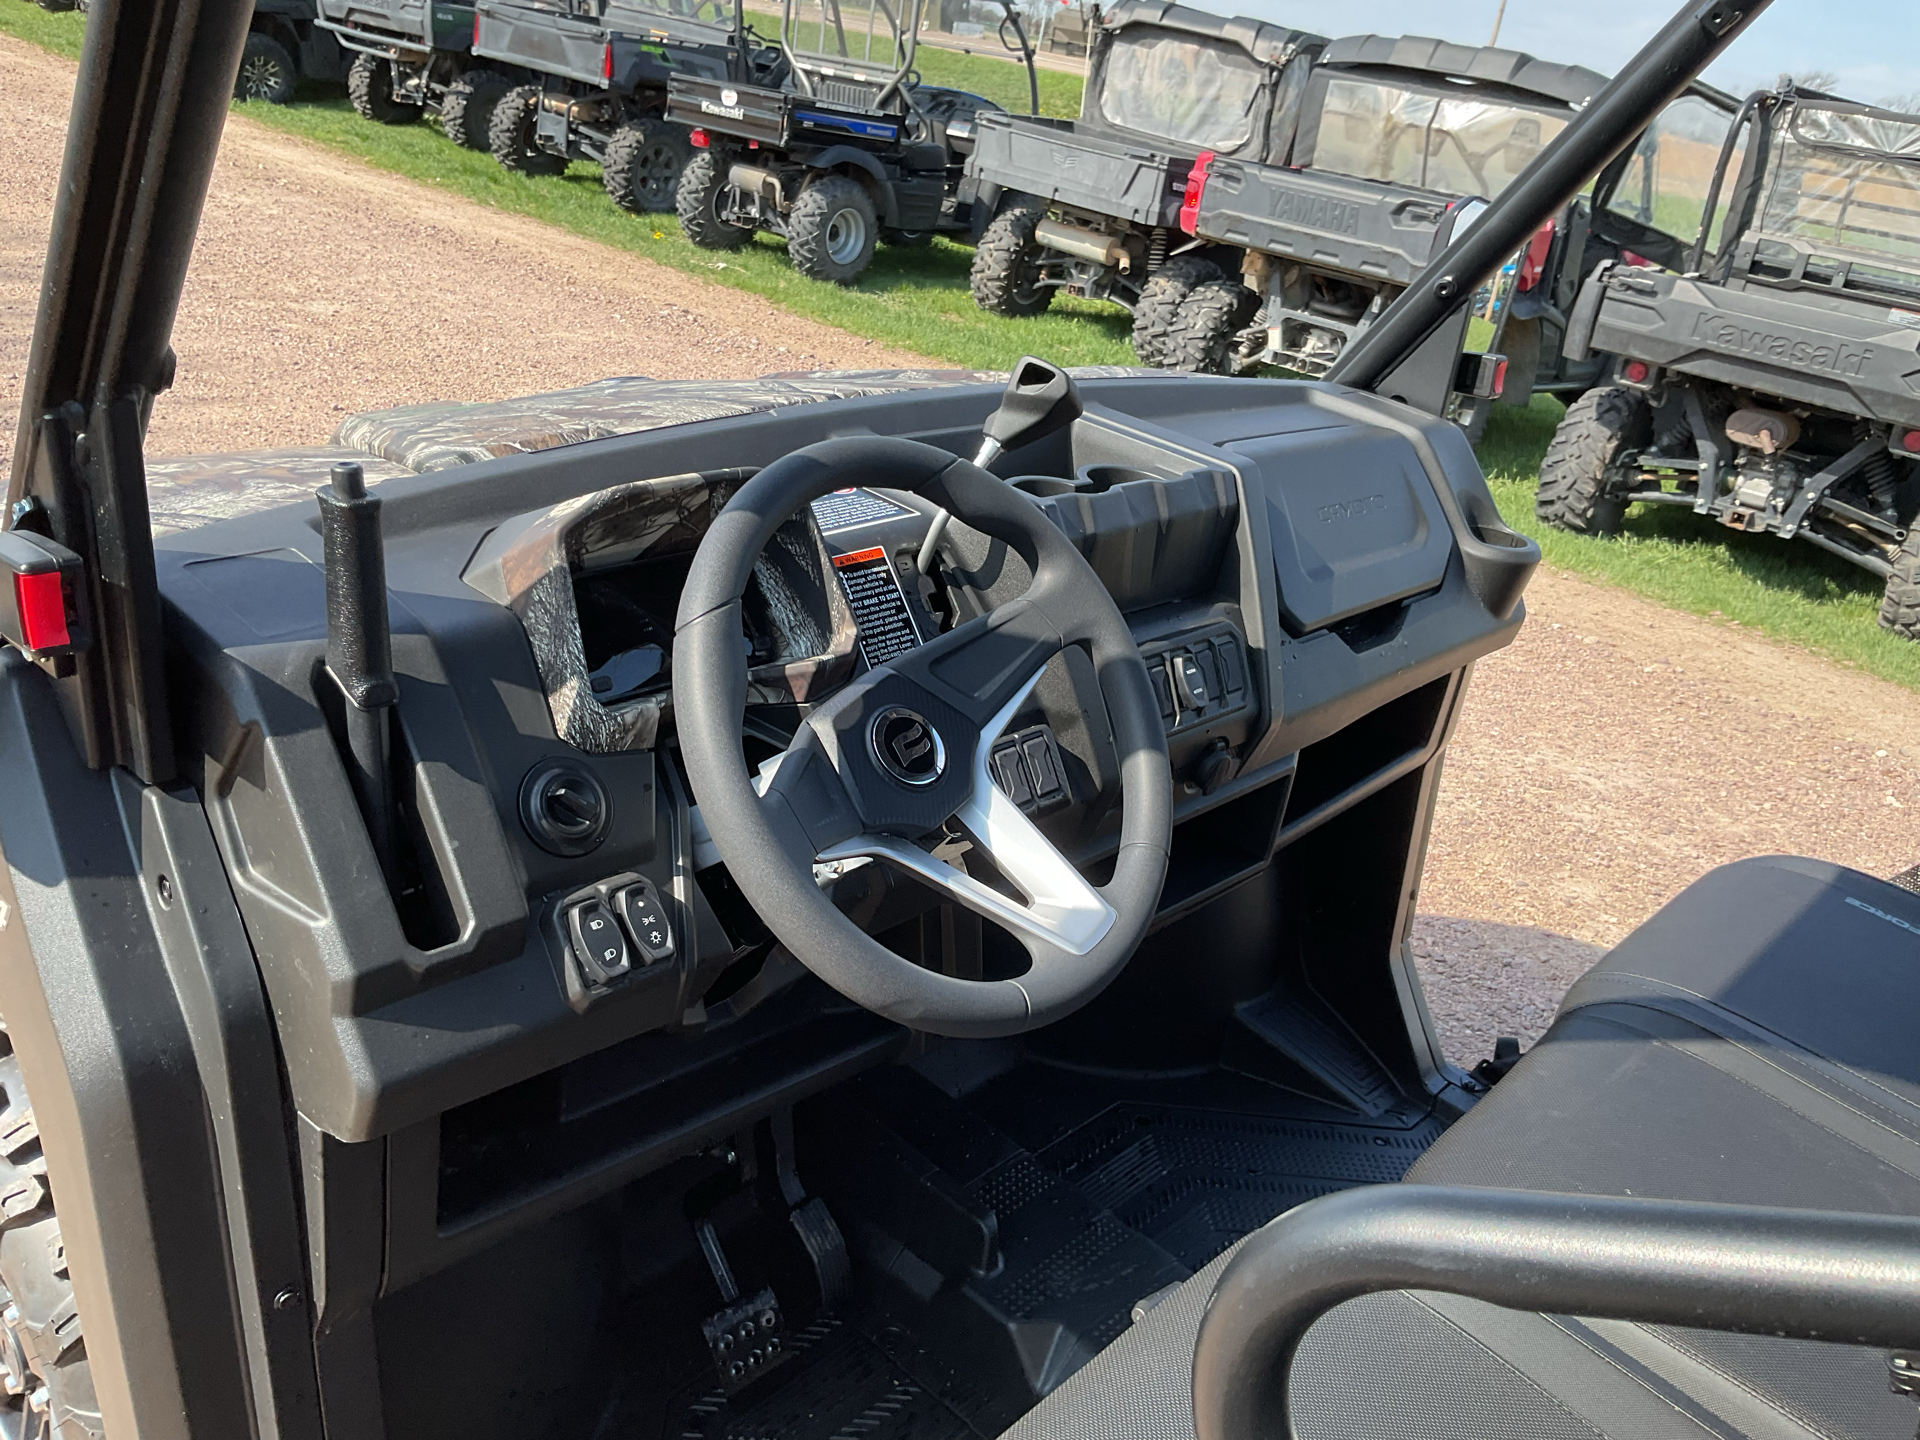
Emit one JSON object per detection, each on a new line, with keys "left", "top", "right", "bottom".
{"left": 0, "top": 35, "right": 923, "bottom": 472}
{"left": 6, "top": 36, "right": 1920, "bottom": 1070}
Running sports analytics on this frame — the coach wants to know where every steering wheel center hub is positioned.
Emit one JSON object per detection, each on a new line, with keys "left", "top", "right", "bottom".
{"left": 870, "top": 708, "right": 946, "bottom": 787}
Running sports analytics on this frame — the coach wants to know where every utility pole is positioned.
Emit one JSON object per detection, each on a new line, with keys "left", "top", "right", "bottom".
{"left": 1488, "top": 0, "right": 1508, "bottom": 45}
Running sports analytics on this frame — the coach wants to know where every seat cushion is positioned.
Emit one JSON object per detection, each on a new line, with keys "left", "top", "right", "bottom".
{"left": 1002, "top": 857, "right": 1920, "bottom": 1440}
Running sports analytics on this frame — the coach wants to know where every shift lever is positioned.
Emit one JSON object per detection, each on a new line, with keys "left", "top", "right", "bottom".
{"left": 915, "top": 357, "right": 1082, "bottom": 577}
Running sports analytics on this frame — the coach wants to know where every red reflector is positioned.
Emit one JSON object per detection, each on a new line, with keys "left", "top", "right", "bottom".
{"left": 14, "top": 571, "right": 69, "bottom": 652}
{"left": 602, "top": 42, "right": 614, "bottom": 82}
{"left": 1177, "top": 151, "right": 1214, "bottom": 236}
{"left": 1492, "top": 358, "right": 1509, "bottom": 398}
{"left": 1622, "top": 359, "right": 1651, "bottom": 384}
{"left": 472, "top": 12, "right": 480, "bottom": 46}
{"left": 1904, "top": 430, "right": 1920, "bottom": 454}
{"left": 690, "top": 127, "right": 709, "bottom": 148}
{"left": 1517, "top": 217, "right": 1554, "bottom": 291}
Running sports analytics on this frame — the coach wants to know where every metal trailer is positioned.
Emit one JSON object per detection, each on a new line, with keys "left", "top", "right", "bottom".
{"left": 474, "top": 0, "right": 783, "bottom": 212}
{"left": 664, "top": 0, "right": 1039, "bottom": 283}
{"left": 314, "top": 0, "right": 533, "bottom": 146}
{"left": 21, "top": 4, "right": 1920, "bottom": 1440}
{"left": 961, "top": 1, "right": 1322, "bottom": 361}
{"left": 1543, "top": 87, "right": 1920, "bottom": 638}
{"left": 234, "top": 0, "right": 352, "bottom": 102}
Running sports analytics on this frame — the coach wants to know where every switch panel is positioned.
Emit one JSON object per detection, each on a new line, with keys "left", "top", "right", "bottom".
{"left": 547, "top": 870, "right": 682, "bottom": 1012}
{"left": 1141, "top": 625, "right": 1252, "bottom": 736}
{"left": 989, "top": 724, "right": 1069, "bottom": 815}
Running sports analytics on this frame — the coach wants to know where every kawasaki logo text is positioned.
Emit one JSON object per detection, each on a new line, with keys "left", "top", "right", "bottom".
{"left": 1691, "top": 313, "right": 1872, "bottom": 376}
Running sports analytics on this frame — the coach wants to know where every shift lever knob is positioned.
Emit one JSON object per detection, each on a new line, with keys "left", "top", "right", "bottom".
{"left": 975, "top": 356, "right": 1082, "bottom": 467}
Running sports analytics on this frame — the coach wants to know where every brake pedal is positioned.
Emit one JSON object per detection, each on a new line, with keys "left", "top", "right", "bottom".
{"left": 695, "top": 1218, "right": 790, "bottom": 1394}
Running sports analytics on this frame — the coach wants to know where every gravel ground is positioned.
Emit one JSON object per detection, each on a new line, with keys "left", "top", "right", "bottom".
{"left": 0, "top": 35, "right": 926, "bottom": 472}
{"left": 7, "top": 36, "right": 1920, "bottom": 1074}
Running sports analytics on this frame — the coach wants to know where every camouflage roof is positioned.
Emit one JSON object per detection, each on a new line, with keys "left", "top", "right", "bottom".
{"left": 144, "top": 367, "right": 1161, "bottom": 539}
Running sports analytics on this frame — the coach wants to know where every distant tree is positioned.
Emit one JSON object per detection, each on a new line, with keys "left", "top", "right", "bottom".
{"left": 1879, "top": 92, "right": 1920, "bottom": 115}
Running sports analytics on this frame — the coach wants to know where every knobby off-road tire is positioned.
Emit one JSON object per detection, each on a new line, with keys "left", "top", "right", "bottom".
{"left": 1879, "top": 528, "right": 1920, "bottom": 641}
{"left": 675, "top": 149, "right": 755, "bottom": 250}
{"left": 969, "top": 198, "right": 1052, "bottom": 318}
{"left": 234, "top": 33, "right": 297, "bottom": 105}
{"left": 488, "top": 85, "right": 568, "bottom": 177}
{"left": 0, "top": 1023, "right": 102, "bottom": 1439}
{"left": 1163, "top": 276, "right": 1260, "bottom": 375}
{"left": 440, "top": 70, "right": 513, "bottom": 150}
{"left": 1129, "top": 255, "right": 1221, "bottom": 367}
{"left": 788, "top": 175, "right": 877, "bottom": 285}
{"left": 603, "top": 121, "right": 695, "bottom": 214}
{"left": 347, "top": 52, "right": 421, "bottom": 125}
{"left": 1535, "top": 385, "right": 1652, "bottom": 536}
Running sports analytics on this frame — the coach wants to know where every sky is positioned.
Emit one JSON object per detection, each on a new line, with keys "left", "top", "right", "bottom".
{"left": 1206, "top": 0, "right": 1918, "bottom": 107}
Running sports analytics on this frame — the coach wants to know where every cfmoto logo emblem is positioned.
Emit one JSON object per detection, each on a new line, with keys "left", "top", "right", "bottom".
{"left": 870, "top": 708, "right": 945, "bottom": 787}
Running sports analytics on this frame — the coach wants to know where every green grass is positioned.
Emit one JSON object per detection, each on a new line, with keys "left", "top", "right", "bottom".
{"left": 1477, "top": 395, "right": 1920, "bottom": 691}
{"left": 2, "top": 0, "right": 82, "bottom": 58}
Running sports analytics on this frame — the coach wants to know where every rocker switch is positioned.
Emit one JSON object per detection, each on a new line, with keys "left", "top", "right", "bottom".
{"left": 613, "top": 880, "right": 676, "bottom": 965}
{"left": 1172, "top": 653, "right": 1209, "bottom": 711}
{"left": 567, "top": 900, "right": 631, "bottom": 985}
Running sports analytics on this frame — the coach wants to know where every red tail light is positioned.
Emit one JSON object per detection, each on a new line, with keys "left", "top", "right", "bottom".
{"left": 1492, "top": 358, "right": 1509, "bottom": 399}
{"left": 1622, "top": 359, "right": 1652, "bottom": 385}
{"left": 13, "top": 571, "right": 69, "bottom": 651}
{"left": 1902, "top": 429, "right": 1920, "bottom": 453}
{"left": 1517, "top": 218, "right": 1554, "bottom": 292}
{"left": 690, "top": 127, "right": 709, "bottom": 148}
{"left": 602, "top": 42, "right": 614, "bottom": 83}
{"left": 1177, "top": 151, "right": 1214, "bottom": 236}
{"left": 472, "top": 12, "right": 480, "bottom": 47}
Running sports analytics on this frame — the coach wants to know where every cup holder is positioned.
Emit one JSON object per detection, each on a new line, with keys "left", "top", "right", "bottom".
{"left": 1075, "top": 463, "right": 1160, "bottom": 492}
{"left": 1010, "top": 475, "right": 1083, "bottom": 497}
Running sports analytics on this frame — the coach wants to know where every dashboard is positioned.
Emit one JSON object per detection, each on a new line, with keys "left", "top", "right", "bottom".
{"left": 152, "top": 373, "right": 1530, "bottom": 1273}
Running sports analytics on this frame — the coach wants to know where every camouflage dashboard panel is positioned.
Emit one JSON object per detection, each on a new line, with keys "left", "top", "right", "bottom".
{"left": 331, "top": 370, "right": 1016, "bottom": 473}
{"left": 463, "top": 469, "right": 859, "bottom": 753}
{"left": 144, "top": 368, "right": 1165, "bottom": 537}
{"left": 144, "top": 447, "right": 416, "bottom": 537}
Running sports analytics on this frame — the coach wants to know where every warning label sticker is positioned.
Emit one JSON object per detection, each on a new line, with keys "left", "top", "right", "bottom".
{"left": 811, "top": 488, "right": 914, "bottom": 532}
{"left": 831, "top": 546, "right": 922, "bottom": 668}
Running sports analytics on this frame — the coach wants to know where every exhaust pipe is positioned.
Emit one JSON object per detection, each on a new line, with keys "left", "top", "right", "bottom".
{"left": 727, "top": 163, "right": 785, "bottom": 210}
{"left": 1034, "top": 218, "right": 1130, "bottom": 270}
{"left": 539, "top": 92, "right": 606, "bottom": 124}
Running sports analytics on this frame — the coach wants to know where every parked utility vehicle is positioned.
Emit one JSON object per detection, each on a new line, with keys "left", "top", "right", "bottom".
{"left": 478, "top": 0, "right": 784, "bottom": 212}
{"left": 1176, "top": 36, "right": 1606, "bottom": 387}
{"left": 665, "top": 0, "right": 1039, "bottom": 283}
{"left": 233, "top": 0, "right": 351, "bottom": 102}
{"left": 963, "top": 1, "right": 1322, "bottom": 360}
{"left": 314, "top": 0, "right": 528, "bottom": 146}
{"left": 7, "top": 2, "right": 1920, "bottom": 1439}
{"left": 1541, "top": 86, "right": 1920, "bottom": 638}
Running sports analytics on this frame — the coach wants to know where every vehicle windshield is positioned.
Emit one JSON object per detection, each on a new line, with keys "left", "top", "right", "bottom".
{"left": 1096, "top": 28, "right": 1267, "bottom": 151}
{"left": 1308, "top": 77, "right": 1568, "bottom": 199}
{"left": 1604, "top": 91, "right": 1743, "bottom": 249}
{"left": 1751, "top": 101, "right": 1920, "bottom": 280}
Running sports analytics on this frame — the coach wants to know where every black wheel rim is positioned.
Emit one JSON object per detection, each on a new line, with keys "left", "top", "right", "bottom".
{"left": 635, "top": 141, "right": 684, "bottom": 210}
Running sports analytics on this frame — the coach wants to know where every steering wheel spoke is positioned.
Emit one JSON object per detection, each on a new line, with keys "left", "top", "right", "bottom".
{"left": 753, "top": 723, "right": 865, "bottom": 859}
{"left": 819, "top": 663, "right": 1116, "bottom": 957}
{"left": 889, "top": 596, "right": 1066, "bottom": 729}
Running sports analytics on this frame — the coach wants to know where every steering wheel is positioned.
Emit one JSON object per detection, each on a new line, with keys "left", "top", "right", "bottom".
{"left": 673, "top": 437, "right": 1171, "bottom": 1038}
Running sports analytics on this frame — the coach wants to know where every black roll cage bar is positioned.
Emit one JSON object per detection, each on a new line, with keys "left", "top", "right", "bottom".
{"left": 1190, "top": 1184, "right": 1920, "bottom": 1440}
